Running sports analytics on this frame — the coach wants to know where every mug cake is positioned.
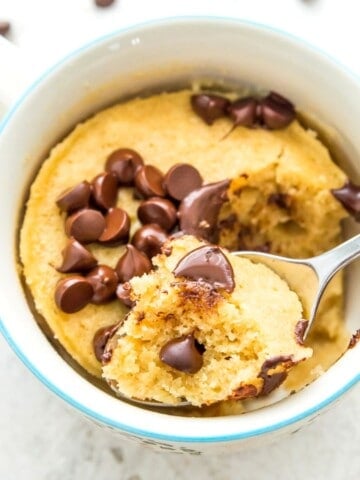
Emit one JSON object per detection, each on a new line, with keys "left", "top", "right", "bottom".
{"left": 19, "top": 88, "right": 356, "bottom": 413}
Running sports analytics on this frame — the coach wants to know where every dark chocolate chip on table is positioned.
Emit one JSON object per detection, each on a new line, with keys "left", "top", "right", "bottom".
{"left": 132, "top": 224, "right": 168, "bottom": 258}
{"left": 227, "top": 97, "right": 258, "bottom": 128}
{"left": 91, "top": 172, "right": 118, "bottom": 210}
{"left": 331, "top": 181, "right": 360, "bottom": 221}
{"left": 57, "top": 238, "right": 97, "bottom": 273}
{"left": 95, "top": 0, "right": 115, "bottom": 7}
{"left": 159, "top": 333, "right": 204, "bottom": 374}
{"left": 116, "top": 282, "right": 136, "bottom": 308}
{"left": 137, "top": 197, "right": 177, "bottom": 232}
{"left": 86, "top": 265, "right": 119, "bottom": 304}
{"left": 163, "top": 163, "right": 203, "bottom": 201}
{"left": 260, "top": 91, "right": 296, "bottom": 129}
{"left": 134, "top": 165, "right": 165, "bottom": 198}
{"left": 55, "top": 275, "right": 94, "bottom": 313}
{"left": 99, "top": 207, "right": 130, "bottom": 245}
{"left": 105, "top": 148, "right": 144, "bottom": 185}
{"left": 173, "top": 245, "right": 235, "bottom": 293}
{"left": 56, "top": 181, "right": 92, "bottom": 212}
{"left": 191, "top": 94, "right": 230, "bottom": 125}
{"left": 0, "top": 21, "right": 10, "bottom": 36}
{"left": 115, "top": 244, "right": 152, "bottom": 283}
{"left": 65, "top": 209, "right": 105, "bottom": 243}
{"left": 178, "top": 179, "right": 230, "bottom": 243}
{"left": 93, "top": 323, "right": 119, "bottom": 363}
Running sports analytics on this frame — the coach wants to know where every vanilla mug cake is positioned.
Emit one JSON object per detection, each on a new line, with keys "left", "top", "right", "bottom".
{"left": 0, "top": 18, "right": 359, "bottom": 453}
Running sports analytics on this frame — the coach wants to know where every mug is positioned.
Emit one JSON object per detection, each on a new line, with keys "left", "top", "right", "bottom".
{"left": 0, "top": 17, "right": 359, "bottom": 454}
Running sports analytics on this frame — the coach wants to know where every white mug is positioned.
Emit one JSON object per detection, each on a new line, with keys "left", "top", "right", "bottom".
{"left": 0, "top": 17, "right": 359, "bottom": 454}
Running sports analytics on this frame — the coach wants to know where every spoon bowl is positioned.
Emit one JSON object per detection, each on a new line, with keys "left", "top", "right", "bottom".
{"left": 234, "top": 233, "right": 360, "bottom": 338}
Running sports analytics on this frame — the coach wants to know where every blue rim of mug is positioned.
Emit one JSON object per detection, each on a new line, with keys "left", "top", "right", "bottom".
{"left": 0, "top": 16, "right": 359, "bottom": 443}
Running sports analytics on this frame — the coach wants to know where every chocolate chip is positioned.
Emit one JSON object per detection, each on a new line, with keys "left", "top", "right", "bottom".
{"left": 173, "top": 245, "right": 235, "bottom": 293}
{"left": 137, "top": 197, "right": 177, "bottom": 231}
{"left": 54, "top": 275, "right": 94, "bottom": 313}
{"left": 231, "top": 384, "right": 258, "bottom": 400}
{"left": 56, "top": 181, "right": 91, "bottom": 212}
{"left": 178, "top": 179, "right": 230, "bottom": 242}
{"left": 115, "top": 244, "right": 152, "bottom": 283}
{"left": 227, "top": 97, "right": 258, "bottom": 128}
{"left": 294, "top": 320, "right": 309, "bottom": 345}
{"left": 56, "top": 238, "right": 97, "bottom": 273}
{"left": 163, "top": 163, "right": 203, "bottom": 201}
{"left": 116, "top": 282, "right": 135, "bottom": 308}
{"left": 99, "top": 208, "right": 130, "bottom": 245}
{"left": 91, "top": 172, "right": 118, "bottom": 210}
{"left": 331, "top": 181, "right": 360, "bottom": 221}
{"left": 348, "top": 329, "right": 360, "bottom": 349}
{"left": 0, "top": 21, "right": 10, "bottom": 36}
{"left": 132, "top": 224, "right": 168, "bottom": 258}
{"left": 134, "top": 165, "right": 165, "bottom": 198}
{"left": 86, "top": 265, "right": 119, "bottom": 304}
{"left": 260, "top": 92, "right": 296, "bottom": 129}
{"left": 105, "top": 148, "right": 144, "bottom": 185}
{"left": 191, "top": 94, "right": 230, "bottom": 125}
{"left": 159, "top": 333, "right": 204, "bottom": 374}
{"left": 258, "top": 355, "right": 294, "bottom": 395}
{"left": 95, "top": 0, "right": 115, "bottom": 7}
{"left": 93, "top": 323, "right": 118, "bottom": 363}
{"left": 65, "top": 209, "right": 105, "bottom": 243}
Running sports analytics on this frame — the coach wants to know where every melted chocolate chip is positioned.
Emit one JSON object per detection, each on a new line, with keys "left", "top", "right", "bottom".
{"left": 56, "top": 181, "right": 91, "bottom": 212}
{"left": 93, "top": 323, "right": 119, "bottom": 363}
{"left": 294, "top": 320, "right": 309, "bottom": 345}
{"left": 105, "top": 148, "right": 144, "bottom": 185}
{"left": 191, "top": 94, "right": 230, "bottom": 125}
{"left": 173, "top": 245, "right": 235, "bottom": 293}
{"left": 65, "top": 209, "right": 105, "bottom": 243}
{"left": 86, "top": 265, "right": 119, "bottom": 304}
{"left": 260, "top": 92, "right": 296, "bottom": 129}
{"left": 115, "top": 244, "right": 152, "bottom": 283}
{"left": 258, "top": 355, "right": 294, "bottom": 396}
{"left": 0, "top": 21, "right": 10, "bottom": 36}
{"left": 159, "top": 333, "right": 204, "bottom": 374}
{"left": 91, "top": 172, "right": 118, "bottom": 210}
{"left": 132, "top": 224, "right": 168, "bottom": 258}
{"left": 331, "top": 181, "right": 360, "bottom": 221}
{"left": 134, "top": 165, "right": 165, "bottom": 198}
{"left": 54, "top": 275, "right": 94, "bottom": 313}
{"left": 137, "top": 197, "right": 177, "bottom": 232}
{"left": 227, "top": 97, "right": 258, "bottom": 128}
{"left": 163, "top": 164, "right": 203, "bottom": 201}
{"left": 116, "top": 282, "right": 135, "bottom": 308}
{"left": 56, "top": 238, "right": 97, "bottom": 273}
{"left": 348, "top": 329, "right": 360, "bottom": 349}
{"left": 99, "top": 208, "right": 130, "bottom": 245}
{"left": 178, "top": 179, "right": 230, "bottom": 242}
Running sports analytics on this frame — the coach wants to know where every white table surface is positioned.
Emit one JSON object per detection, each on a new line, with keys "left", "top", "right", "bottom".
{"left": 0, "top": 1, "right": 359, "bottom": 479}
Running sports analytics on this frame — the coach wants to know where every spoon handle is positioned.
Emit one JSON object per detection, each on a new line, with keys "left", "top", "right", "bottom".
{"left": 309, "top": 233, "right": 360, "bottom": 287}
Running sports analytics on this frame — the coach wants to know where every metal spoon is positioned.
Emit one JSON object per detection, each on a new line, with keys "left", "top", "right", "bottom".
{"left": 234, "top": 233, "right": 360, "bottom": 339}
{"left": 116, "top": 234, "right": 360, "bottom": 408}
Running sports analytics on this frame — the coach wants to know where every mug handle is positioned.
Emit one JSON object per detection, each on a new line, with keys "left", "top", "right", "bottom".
{"left": 0, "top": 36, "right": 35, "bottom": 117}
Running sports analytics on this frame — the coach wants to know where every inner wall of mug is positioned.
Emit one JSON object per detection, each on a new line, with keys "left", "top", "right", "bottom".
{"left": 0, "top": 19, "right": 359, "bottom": 438}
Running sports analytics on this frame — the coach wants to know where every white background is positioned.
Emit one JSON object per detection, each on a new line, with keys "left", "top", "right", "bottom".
{"left": 0, "top": 1, "right": 359, "bottom": 479}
